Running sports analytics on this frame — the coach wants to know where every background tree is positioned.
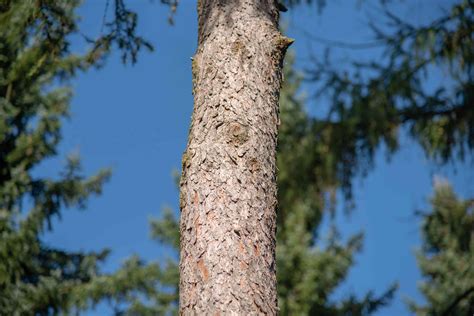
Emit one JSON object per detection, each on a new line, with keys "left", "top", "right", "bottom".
{"left": 278, "top": 1, "right": 473, "bottom": 314}
{"left": 0, "top": 1, "right": 176, "bottom": 314}
{"left": 407, "top": 179, "right": 474, "bottom": 316}
{"left": 291, "top": 1, "right": 473, "bottom": 314}
{"left": 301, "top": 0, "right": 473, "bottom": 200}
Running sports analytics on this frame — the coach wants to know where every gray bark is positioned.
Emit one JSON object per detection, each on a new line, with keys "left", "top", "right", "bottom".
{"left": 179, "top": 0, "right": 292, "bottom": 314}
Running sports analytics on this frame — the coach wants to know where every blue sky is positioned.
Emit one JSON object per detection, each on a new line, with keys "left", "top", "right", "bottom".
{"left": 38, "top": 1, "right": 473, "bottom": 315}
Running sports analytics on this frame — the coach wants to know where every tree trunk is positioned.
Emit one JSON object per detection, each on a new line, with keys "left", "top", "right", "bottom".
{"left": 179, "top": 0, "right": 292, "bottom": 314}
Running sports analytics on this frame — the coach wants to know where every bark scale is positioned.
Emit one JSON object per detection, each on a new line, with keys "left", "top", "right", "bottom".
{"left": 179, "top": 1, "right": 292, "bottom": 314}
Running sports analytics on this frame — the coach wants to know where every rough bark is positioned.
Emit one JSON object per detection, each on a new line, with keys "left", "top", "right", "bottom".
{"left": 179, "top": 0, "right": 292, "bottom": 314}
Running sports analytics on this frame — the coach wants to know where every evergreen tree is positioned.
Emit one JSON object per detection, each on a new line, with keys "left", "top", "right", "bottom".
{"left": 0, "top": 1, "right": 176, "bottom": 314}
{"left": 408, "top": 179, "right": 474, "bottom": 316}
{"left": 282, "top": 1, "right": 473, "bottom": 313}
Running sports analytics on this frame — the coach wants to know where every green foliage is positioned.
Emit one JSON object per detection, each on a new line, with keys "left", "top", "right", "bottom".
{"left": 92, "top": 0, "right": 153, "bottom": 64}
{"left": 282, "top": 2, "right": 473, "bottom": 313}
{"left": 74, "top": 255, "right": 178, "bottom": 315}
{"left": 408, "top": 180, "right": 474, "bottom": 316}
{"left": 304, "top": 0, "right": 474, "bottom": 200}
{"left": 0, "top": 1, "right": 175, "bottom": 314}
{"left": 150, "top": 207, "right": 180, "bottom": 250}
{"left": 276, "top": 53, "right": 396, "bottom": 315}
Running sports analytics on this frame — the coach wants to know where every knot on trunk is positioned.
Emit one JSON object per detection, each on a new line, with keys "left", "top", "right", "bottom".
{"left": 274, "top": 35, "right": 294, "bottom": 52}
{"left": 272, "top": 34, "right": 294, "bottom": 64}
{"left": 246, "top": 157, "right": 260, "bottom": 173}
{"left": 231, "top": 40, "right": 245, "bottom": 54}
{"left": 228, "top": 122, "right": 249, "bottom": 146}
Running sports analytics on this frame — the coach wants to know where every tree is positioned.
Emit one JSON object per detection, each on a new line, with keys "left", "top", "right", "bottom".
{"left": 178, "top": 1, "right": 293, "bottom": 313}
{"left": 407, "top": 179, "right": 474, "bottom": 316}
{"left": 145, "top": 51, "right": 396, "bottom": 316}
{"left": 0, "top": 1, "right": 176, "bottom": 314}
